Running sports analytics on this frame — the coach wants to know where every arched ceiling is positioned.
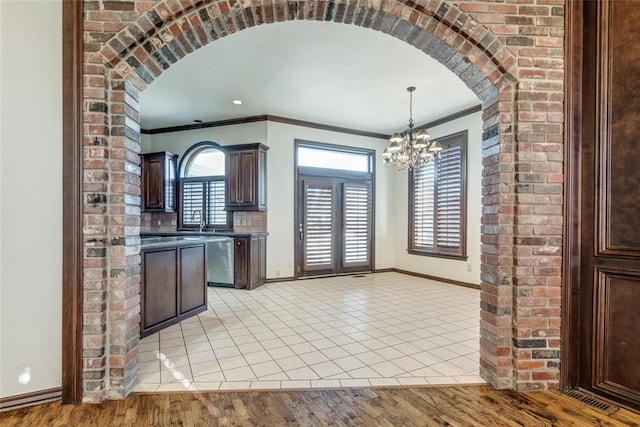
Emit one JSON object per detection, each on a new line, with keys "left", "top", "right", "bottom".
{"left": 139, "top": 21, "right": 479, "bottom": 134}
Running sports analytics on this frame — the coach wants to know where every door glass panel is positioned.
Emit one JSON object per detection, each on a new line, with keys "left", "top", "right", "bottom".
{"left": 343, "top": 184, "right": 370, "bottom": 265}
{"left": 304, "top": 181, "right": 334, "bottom": 270}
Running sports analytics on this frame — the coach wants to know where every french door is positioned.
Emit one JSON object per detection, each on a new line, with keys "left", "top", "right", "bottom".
{"left": 296, "top": 176, "right": 373, "bottom": 278}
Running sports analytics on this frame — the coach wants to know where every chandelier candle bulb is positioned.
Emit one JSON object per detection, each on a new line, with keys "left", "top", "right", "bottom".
{"left": 383, "top": 86, "right": 441, "bottom": 172}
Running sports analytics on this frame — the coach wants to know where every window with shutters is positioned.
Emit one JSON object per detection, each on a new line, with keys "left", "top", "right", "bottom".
{"left": 409, "top": 130, "right": 467, "bottom": 259}
{"left": 178, "top": 142, "right": 232, "bottom": 230}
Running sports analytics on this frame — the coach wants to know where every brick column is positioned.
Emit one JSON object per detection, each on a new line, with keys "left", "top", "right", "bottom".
{"left": 511, "top": 77, "right": 564, "bottom": 391}
{"left": 106, "top": 74, "right": 143, "bottom": 399}
{"left": 479, "top": 80, "right": 516, "bottom": 388}
{"left": 82, "top": 54, "right": 111, "bottom": 405}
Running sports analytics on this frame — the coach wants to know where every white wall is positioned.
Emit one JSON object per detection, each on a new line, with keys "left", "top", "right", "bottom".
{"left": 143, "top": 121, "right": 394, "bottom": 279}
{"left": 265, "top": 121, "right": 395, "bottom": 278}
{"left": 393, "top": 112, "right": 483, "bottom": 285}
{"left": 0, "top": 0, "right": 63, "bottom": 397}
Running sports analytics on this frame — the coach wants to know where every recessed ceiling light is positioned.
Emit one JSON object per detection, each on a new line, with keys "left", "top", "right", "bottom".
{"left": 231, "top": 99, "right": 243, "bottom": 105}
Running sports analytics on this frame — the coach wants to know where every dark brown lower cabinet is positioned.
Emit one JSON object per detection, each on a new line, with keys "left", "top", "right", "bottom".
{"left": 141, "top": 244, "right": 207, "bottom": 338}
{"left": 234, "top": 235, "right": 267, "bottom": 290}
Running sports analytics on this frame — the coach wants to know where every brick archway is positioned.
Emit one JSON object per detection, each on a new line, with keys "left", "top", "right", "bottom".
{"left": 80, "top": 0, "right": 564, "bottom": 402}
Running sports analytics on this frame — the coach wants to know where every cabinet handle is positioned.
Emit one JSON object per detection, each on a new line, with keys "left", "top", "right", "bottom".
{"left": 298, "top": 223, "right": 304, "bottom": 243}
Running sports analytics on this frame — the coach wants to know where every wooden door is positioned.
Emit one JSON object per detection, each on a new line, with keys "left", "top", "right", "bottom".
{"left": 296, "top": 178, "right": 372, "bottom": 278}
{"left": 299, "top": 179, "right": 336, "bottom": 277}
{"left": 340, "top": 182, "right": 373, "bottom": 274}
{"left": 577, "top": 0, "right": 640, "bottom": 410}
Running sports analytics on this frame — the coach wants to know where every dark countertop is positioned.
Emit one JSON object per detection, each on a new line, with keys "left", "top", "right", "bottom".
{"left": 140, "top": 235, "right": 232, "bottom": 250}
{"left": 141, "top": 230, "right": 269, "bottom": 238}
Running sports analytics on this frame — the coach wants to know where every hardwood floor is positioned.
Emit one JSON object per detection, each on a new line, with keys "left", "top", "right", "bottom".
{"left": 2, "top": 385, "right": 639, "bottom": 426}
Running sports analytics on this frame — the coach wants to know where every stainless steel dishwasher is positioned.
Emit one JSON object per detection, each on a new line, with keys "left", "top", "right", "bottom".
{"left": 207, "top": 237, "right": 234, "bottom": 287}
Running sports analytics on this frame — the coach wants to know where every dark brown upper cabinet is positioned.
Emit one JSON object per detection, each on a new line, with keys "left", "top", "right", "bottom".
{"left": 224, "top": 143, "right": 268, "bottom": 211}
{"left": 141, "top": 151, "right": 177, "bottom": 212}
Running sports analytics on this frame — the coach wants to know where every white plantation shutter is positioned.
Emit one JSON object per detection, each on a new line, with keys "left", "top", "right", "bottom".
{"left": 206, "top": 180, "right": 226, "bottom": 226}
{"left": 437, "top": 142, "right": 462, "bottom": 248}
{"left": 179, "top": 178, "right": 228, "bottom": 229}
{"left": 181, "top": 181, "right": 204, "bottom": 226}
{"left": 410, "top": 132, "right": 466, "bottom": 257}
{"left": 343, "top": 183, "right": 371, "bottom": 265}
{"left": 413, "top": 162, "right": 435, "bottom": 247}
{"left": 304, "top": 181, "right": 334, "bottom": 269}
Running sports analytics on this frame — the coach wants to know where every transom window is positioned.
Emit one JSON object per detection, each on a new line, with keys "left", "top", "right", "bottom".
{"left": 183, "top": 147, "right": 225, "bottom": 177}
{"left": 178, "top": 142, "right": 231, "bottom": 230}
{"left": 409, "top": 130, "right": 467, "bottom": 259}
{"left": 297, "top": 145, "right": 371, "bottom": 173}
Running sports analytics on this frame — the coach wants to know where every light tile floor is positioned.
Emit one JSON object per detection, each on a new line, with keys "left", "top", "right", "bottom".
{"left": 134, "top": 272, "right": 483, "bottom": 392}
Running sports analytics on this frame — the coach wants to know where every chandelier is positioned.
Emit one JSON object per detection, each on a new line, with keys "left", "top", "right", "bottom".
{"left": 382, "top": 86, "right": 442, "bottom": 171}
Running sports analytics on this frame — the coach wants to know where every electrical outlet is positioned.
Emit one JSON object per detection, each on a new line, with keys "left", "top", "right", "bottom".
{"left": 466, "top": 264, "right": 472, "bottom": 272}
{"left": 275, "top": 270, "right": 281, "bottom": 278}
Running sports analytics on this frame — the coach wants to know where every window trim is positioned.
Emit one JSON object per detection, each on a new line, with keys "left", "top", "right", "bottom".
{"left": 177, "top": 141, "right": 232, "bottom": 231}
{"left": 408, "top": 130, "right": 468, "bottom": 260}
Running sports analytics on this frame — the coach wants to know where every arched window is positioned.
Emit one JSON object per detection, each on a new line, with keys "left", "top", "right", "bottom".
{"left": 178, "top": 142, "right": 231, "bottom": 230}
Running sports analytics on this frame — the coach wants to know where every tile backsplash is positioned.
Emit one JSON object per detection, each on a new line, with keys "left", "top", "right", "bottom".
{"left": 141, "top": 211, "right": 267, "bottom": 233}
{"left": 233, "top": 211, "right": 267, "bottom": 232}
{"left": 141, "top": 212, "right": 177, "bottom": 231}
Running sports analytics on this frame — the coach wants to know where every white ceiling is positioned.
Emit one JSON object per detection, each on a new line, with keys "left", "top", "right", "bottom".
{"left": 139, "top": 21, "right": 479, "bottom": 134}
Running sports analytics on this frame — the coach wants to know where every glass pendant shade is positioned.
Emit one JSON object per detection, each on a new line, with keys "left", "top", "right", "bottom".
{"left": 413, "top": 137, "right": 428, "bottom": 149}
{"left": 416, "top": 129, "right": 430, "bottom": 140}
{"left": 429, "top": 140, "right": 443, "bottom": 152}
{"left": 388, "top": 140, "right": 401, "bottom": 152}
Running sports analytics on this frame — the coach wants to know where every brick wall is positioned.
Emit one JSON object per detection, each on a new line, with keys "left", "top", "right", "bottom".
{"left": 81, "top": 0, "right": 564, "bottom": 401}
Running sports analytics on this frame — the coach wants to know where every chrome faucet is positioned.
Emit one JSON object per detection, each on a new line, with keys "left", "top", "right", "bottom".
{"left": 191, "top": 210, "right": 205, "bottom": 232}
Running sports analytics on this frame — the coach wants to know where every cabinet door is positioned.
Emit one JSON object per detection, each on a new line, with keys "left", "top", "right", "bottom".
{"left": 224, "top": 144, "right": 267, "bottom": 211}
{"left": 179, "top": 245, "right": 207, "bottom": 314}
{"left": 257, "top": 148, "right": 267, "bottom": 211}
{"left": 143, "top": 155, "right": 164, "bottom": 210}
{"left": 164, "top": 154, "right": 177, "bottom": 212}
{"left": 259, "top": 236, "right": 267, "bottom": 285}
{"left": 234, "top": 237, "right": 249, "bottom": 289}
{"left": 240, "top": 150, "right": 256, "bottom": 207}
{"left": 250, "top": 236, "right": 260, "bottom": 287}
{"left": 141, "top": 248, "right": 177, "bottom": 336}
{"left": 142, "top": 152, "right": 177, "bottom": 212}
{"left": 246, "top": 236, "right": 267, "bottom": 290}
{"left": 226, "top": 152, "right": 241, "bottom": 208}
